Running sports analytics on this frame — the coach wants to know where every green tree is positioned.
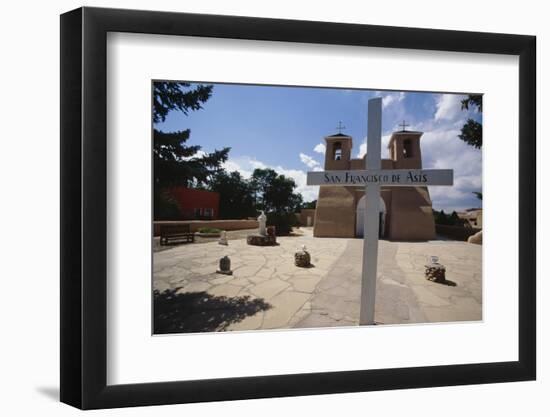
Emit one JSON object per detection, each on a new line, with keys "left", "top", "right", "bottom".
{"left": 461, "top": 95, "right": 482, "bottom": 112}
{"left": 473, "top": 191, "right": 482, "bottom": 200}
{"left": 266, "top": 212, "right": 300, "bottom": 235}
{"left": 458, "top": 94, "right": 483, "bottom": 149}
{"left": 433, "top": 209, "right": 465, "bottom": 226}
{"left": 433, "top": 209, "right": 447, "bottom": 225}
{"left": 249, "top": 168, "right": 277, "bottom": 210}
{"left": 208, "top": 171, "right": 256, "bottom": 219}
{"left": 249, "top": 168, "right": 304, "bottom": 235}
{"left": 153, "top": 82, "right": 231, "bottom": 220}
{"left": 251, "top": 168, "right": 302, "bottom": 213}
{"left": 449, "top": 211, "right": 461, "bottom": 225}
{"left": 153, "top": 82, "right": 230, "bottom": 188}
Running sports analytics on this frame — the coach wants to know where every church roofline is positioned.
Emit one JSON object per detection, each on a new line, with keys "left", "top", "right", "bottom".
{"left": 325, "top": 133, "right": 352, "bottom": 148}
{"left": 392, "top": 130, "right": 423, "bottom": 135}
{"left": 326, "top": 133, "right": 351, "bottom": 138}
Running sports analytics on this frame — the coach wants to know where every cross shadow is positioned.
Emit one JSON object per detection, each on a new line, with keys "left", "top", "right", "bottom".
{"left": 153, "top": 289, "right": 272, "bottom": 334}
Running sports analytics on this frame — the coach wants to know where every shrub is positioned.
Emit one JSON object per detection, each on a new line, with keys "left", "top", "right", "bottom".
{"left": 197, "top": 227, "right": 222, "bottom": 234}
{"left": 267, "top": 212, "right": 299, "bottom": 236}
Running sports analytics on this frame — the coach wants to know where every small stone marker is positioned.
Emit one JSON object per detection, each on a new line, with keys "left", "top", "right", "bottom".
{"left": 425, "top": 256, "right": 446, "bottom": 283}
{"left": 216, "top": 255, "right": 233, "bottom": 275}
{"left": 295, "top": 245, "right": 311, "bottom": 267}
{"left": 218, "top": 230, "right": 228, "bottom": 246}
{"left": 425, "top": 264, "right": 446, "bottom": 283}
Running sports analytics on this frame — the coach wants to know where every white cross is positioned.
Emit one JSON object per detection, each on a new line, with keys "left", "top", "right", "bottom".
{"left": 306, "top": 98, "right": 454, "bottom": 325}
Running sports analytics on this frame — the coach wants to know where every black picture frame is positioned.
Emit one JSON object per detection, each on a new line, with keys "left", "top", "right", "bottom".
{"left": 60, "top": 6, "right": 536, "bottom": 410}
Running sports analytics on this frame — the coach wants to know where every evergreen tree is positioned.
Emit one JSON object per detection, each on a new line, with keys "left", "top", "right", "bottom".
{"left": 153, "top": 82, "right": 230, "bottom": 188}
{"left": 450, "top": 211, "right": 461, "bottom": 225}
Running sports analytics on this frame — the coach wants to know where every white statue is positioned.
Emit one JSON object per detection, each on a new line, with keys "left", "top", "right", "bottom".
{"left": 258, "top": 210, "right": 267, "bottom": 236}
{"left": 218, "top": 230, "right": 228, "bottom": 246}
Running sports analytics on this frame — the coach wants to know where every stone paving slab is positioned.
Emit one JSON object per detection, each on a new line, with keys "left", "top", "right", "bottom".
{"left": 153, "top": 228, "right": 482, "bottom": 334}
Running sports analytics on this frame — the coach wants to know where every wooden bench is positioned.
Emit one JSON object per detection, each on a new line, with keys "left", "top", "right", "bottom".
{"left": 159, "top": 224, "right": 195, "bottom": 245}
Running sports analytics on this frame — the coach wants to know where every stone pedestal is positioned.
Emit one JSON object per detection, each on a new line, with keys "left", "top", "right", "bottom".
{"left": 246, "top": 234, "right": 277, "bottom": 246}
{"left": 424, "top": 264, "right": 446, "bottom": 283}
{"left": 218, "top": 230, "right": 228, "bottom": 246}
{"left": 294, "top": 246, "right": 311, "bottom": 267}
{"left": 216, "top": 255, "right": 233, "bottom": 275}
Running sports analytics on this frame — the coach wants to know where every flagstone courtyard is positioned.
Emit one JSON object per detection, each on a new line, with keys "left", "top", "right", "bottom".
{"left": 153, "top": 228, "right": 482, "bottom": 334}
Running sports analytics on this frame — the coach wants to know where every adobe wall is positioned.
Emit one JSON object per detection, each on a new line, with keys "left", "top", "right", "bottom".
{"left": 313, "top": 186, "right": 356, "bottom": 237}
{"left": 387, "top": 187, "right": 436, "bottom": 240}
{"left": 349, "top": 158, "right": 364, "bottom": 170}
{"left": 436, "top": 225, "right": 482, "bottom": 241}
{"left": 298, "top": 209, "right": 316, "bottom": 226}
{"left": 349, "top": 158, "right": 394, "bottom": 170}
{"left": 153, "top": 219, "right": 258, "bottom": 236}
{"left": 166, "top": 186, "right": 220, "bottom": 219}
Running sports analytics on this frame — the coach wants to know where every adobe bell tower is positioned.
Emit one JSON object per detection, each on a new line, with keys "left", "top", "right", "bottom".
{"left": 313, "top": 127, "right": 356, "bottom": 238}
{"left": 324, "top": 133, "right": 353, "bottom": 170}
{"left": 387, "top": 124, "right": 423, "bottom": 169}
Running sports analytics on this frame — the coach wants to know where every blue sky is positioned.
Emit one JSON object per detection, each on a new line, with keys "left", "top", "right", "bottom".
{"left": 156, "top": 82, "right": 482, "bottom": 211}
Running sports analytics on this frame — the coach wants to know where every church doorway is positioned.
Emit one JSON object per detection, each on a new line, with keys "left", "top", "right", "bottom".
{"left": 355, "top": 195, "right": 386, "bottom": 238}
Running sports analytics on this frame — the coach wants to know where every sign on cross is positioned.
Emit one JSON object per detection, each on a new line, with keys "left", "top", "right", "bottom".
{"left": 306, "top": 98, "right": 454, "bottom": 325}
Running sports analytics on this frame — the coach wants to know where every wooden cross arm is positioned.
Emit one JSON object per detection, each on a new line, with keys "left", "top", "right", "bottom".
{"left": 307, "top": 169, "right": 453, "bottom": 186}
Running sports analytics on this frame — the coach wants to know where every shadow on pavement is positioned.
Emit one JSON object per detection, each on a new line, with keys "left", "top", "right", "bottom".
{"left": 153, "top": 289, "right": 271, "bottom": 334}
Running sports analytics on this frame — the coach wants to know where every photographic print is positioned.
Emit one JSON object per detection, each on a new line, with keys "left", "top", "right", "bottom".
{"left": 152, "top": 81, "right": 482, "bottom": 334}
{"left": 60, "top": 9, "right": 535, "bottom": 407}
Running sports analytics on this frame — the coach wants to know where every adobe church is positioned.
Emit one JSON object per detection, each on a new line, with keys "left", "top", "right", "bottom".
{"left": 313, "top": 128, "right": 436, "bottom": 240}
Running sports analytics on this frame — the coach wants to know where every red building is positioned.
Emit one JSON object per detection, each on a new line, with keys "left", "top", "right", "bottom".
{"left": 167, "top": 186, "right": 220, "bottom": 220}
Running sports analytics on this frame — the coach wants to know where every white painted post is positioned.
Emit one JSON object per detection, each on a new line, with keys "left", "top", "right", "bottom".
{"left": 360, "top": 98, "right": 382, "bottom": 325}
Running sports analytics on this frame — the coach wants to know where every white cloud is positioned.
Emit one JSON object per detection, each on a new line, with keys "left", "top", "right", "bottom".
{"left": 313, "top": 143, "right": 326, "bottom": 154}
{"left": 221, "top": 156, "right": 266, "bottom": 180}
{"left": 181, "top": 149, "right": 206, "bottom": 161}
{"left": 383, "top": 91, "right": 406, "bottom": 109}
{"left": 299, "top": 152, "right": 322, "bottom": 171}
{"left": 434, "top": 94, "right": 464, "bottom": 121}
{"left": 357, "top": 143, "right": 367, "bottom": 158}
{"left": 421, "top": 125, "right": 482, "bottom": 211}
